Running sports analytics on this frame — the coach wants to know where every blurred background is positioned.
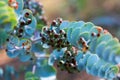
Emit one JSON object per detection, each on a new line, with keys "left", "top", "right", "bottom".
{"left": 1, "top": 0, "right": 120, "bottom": 80}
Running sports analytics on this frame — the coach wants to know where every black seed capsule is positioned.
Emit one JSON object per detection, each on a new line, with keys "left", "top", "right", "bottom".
{"left": 66, "top": 41, "right": 69, "bottom": 44}
{"left": 47, "top": 42, "right": 51, "bottom": 45}
{"left": 30, "top": 58, "right": 33, "bottom": 60}
{"left": 64, "top": 34, "right": 67, "bottom": 37}
{"left": 57, "top": 18, "right": 62, "bottom": 23}
{"left": 19, "top": 29, "right": 23, "bottom": 33}
{"left": 59, "top": 30, "right": 63, "bottom": 33}
{"left": 6, "top": 38, "right": 9, "bottom": 42}
{"left": 86, "top": 46, "right": 89, "bottom": 50}
{"left": 64, "top": 62, "right": 69, "bottom": 67}
{"left": 71, "top": 58, "right": 76, "bottom": 65}
{"left": 25, "top": 12, "right": 29, "bottom": 17}
{"left": 20, "top": 21, "right": 25, "bottom": 26}
{"left": 59, "top": 30, "right": 65, "bottom": 34}
{"left": 51, "top": 30, "right": 56, "bottom": 34}
{"left": 27, "top": 19, "right": 32, "bottom": 24}
{"left": 91, "top": 32, "right": 96, "bottom": 36}
{"left": 80, "top": 37, "right": 84, "bottom": 41}
{"left": 73, "top": 66, "right": 77, "bottom": 70}
{"left": 82, "top": 41, "right": 86, "bottom": 45}
{"left": 61, "top": 44, "right": 64, "bottom": 48}
{"left": 50, "top": 39, "right": 54, "bottom": 43}
{"left": 18, "top": 35, "right": 22, "bottom": 38}
{"left": 41, "top": 37, "right": 46, "bottom": 41}
{"left": 59, "top": 39, "right": 62, "bottom": 43}
{"left": 66, "top": 51, "right": 71, "bottom": 56}
{"left": 51, "top": 20, "right": 57, "bottom": 26}
{"left": 97, "top": 33, "right": 100, "bottom": 37}
{"left": 57, "top": 40, "right": 61, "bottom": 44}
{"left": 68, "top": 63, "right": 72, "bottom": 68}
{"left": 43, "top": 27, "right": 47, "bottom": 31}
{"left": 54, "top": 34, "right": 59, "bottom": 38}
{"left": 46, "top": 30, "right": 51, "bottom": 34}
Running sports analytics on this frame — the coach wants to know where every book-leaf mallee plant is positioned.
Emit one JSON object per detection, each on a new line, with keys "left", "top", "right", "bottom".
{"left": 0, "top": 0, "right": 120, "bottom": 80}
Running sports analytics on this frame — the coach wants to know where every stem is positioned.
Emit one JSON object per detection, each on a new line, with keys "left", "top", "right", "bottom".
{"left": 32, "top": 65, "right": 36, "bottom": 74}
{"left": 35, "top": 53, "right": 50, "bottom": 58}
{"left": 32, "top": 38, "right": 41, "bottom": 43}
